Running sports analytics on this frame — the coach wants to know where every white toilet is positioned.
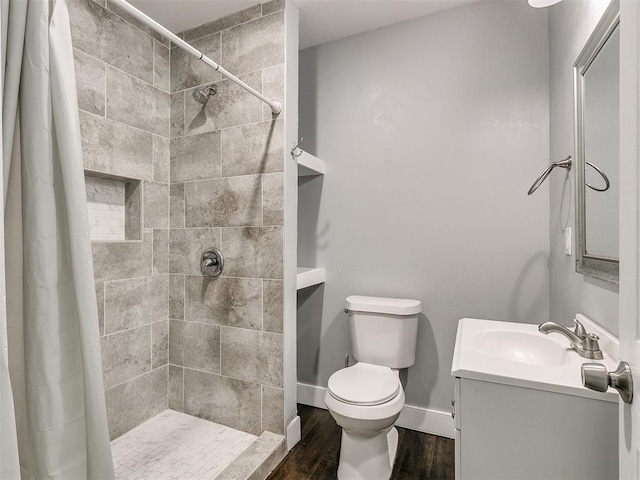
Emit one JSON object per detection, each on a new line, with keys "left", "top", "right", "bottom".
{"left": 324, "top": 295, "right": 421, "bottom": 480}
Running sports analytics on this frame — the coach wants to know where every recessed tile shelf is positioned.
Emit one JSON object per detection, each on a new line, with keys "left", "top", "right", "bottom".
{"left": 297, "top": 150, "right": 325, "bottom": 177}
{"left": 296, "top": 267, "right": 326, "bottom": 290}
{"left": 85, "top": 171, "right": 142, "bottom": 242}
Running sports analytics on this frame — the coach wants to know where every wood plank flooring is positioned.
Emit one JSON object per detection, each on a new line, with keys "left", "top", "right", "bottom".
{"left": 267, "top": 404, "right": 455, "bottom": 480}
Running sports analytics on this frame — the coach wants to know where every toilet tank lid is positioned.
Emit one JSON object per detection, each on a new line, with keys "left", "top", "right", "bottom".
{"left": 346, "top": 295, "right": 422, "bottom": 315}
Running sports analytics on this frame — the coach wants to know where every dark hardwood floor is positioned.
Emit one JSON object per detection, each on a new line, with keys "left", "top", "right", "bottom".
{"left": 268, "top": 404, "right": 455, "bottom": 480}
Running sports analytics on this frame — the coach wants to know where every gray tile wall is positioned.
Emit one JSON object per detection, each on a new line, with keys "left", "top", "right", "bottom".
{"left": 168, "top": 0, "right": 286, "bottom": 437}
{"left": 69, "top": 0, "right": 170, "bottom": 440}
{"left": 71, "top": 0, "right": 286, "bottom": 442}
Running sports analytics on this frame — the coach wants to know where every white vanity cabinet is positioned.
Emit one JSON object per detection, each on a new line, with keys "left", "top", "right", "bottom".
{"left": 453, "top": 376, "right": 617, "bottom": 480}
{"left": 452, "top": 317, "right": 619, "bottom": 480}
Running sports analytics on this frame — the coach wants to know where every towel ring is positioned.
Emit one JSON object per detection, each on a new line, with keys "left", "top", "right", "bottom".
{"left": 527, "top": 156, "right": 610, "bottom": 195}
{"left": 585, "top": 161, "right": 610, "bottom": 192}
{"left": 527, "top": 156, "right": 572, "bottom": 195}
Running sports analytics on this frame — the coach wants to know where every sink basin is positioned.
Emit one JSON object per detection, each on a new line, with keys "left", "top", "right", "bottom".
{"left": 452, "top": 317, "right": 619, "bottom": 401}
{"left": 473, "top": 330, "right": 571, "bottom": 366}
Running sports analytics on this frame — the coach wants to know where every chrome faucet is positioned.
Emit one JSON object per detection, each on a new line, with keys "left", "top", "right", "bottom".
{"left": 538, "top": 319, "right": 603, "bottom": 360}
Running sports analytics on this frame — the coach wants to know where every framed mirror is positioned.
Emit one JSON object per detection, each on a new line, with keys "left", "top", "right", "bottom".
{"left": 574, "top": 0, "right": 620, "bottom": 284}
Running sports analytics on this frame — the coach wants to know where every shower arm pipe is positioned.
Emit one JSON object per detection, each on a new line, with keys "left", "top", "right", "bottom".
{"left": 108, "top": 0, "right": 283, "bottom": 114}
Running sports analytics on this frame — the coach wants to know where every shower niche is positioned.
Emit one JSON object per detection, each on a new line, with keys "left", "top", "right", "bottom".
{"left": 84, "top": 171, "right": 142, "bottom": 242}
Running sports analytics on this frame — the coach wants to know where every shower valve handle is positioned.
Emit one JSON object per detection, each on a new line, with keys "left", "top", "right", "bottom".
{"left": 201, "top": 248, "right": 224, "bottom": 277}
{"left": 204, "top": 257, "right": 217, "bottom": 267}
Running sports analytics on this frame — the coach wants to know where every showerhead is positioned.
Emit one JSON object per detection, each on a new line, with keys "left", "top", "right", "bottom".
{"left": 192, "top": 85, "right": 217, "bottom": 105}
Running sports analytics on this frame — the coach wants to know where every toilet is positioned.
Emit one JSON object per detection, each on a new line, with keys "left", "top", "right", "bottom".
{"left": 324, "top": 295, "right": 421, "bottom": 480}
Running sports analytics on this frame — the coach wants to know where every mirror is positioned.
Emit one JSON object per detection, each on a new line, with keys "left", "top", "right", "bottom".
{"left": 574, "top": 1, "right": 620, "bottom": 284}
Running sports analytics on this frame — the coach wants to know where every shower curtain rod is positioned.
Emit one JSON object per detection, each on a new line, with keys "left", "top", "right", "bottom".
{"left": 109, "top": 0, "right": 283, "bottom": 114}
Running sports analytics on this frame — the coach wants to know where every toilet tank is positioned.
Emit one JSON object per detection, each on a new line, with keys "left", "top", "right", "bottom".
{"left": 346, "top": 295, "right": 421, "bottom": 369}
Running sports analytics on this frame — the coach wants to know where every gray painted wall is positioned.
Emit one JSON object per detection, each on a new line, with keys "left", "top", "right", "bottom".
{"left": 298, "top": 0, "right": 550, "bottom": 413}
{"left": 548, "top": 0, "right": 619, "bottom": 336}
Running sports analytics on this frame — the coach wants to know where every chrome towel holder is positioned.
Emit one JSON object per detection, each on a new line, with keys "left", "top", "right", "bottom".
{"left": 527, "top": 156, "right": 610, "bottom": 195}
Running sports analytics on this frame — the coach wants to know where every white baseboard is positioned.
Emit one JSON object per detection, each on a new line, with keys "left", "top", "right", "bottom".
{"left": 396, "top": 404, "right": 454, "bottom": 439}
{"left": 297, "top": 382, "right": 327, "bottom": 407}
{"left": 297, "top": 382, "right": 454, "bottom": 439}
{"left": 286, "top": 415, "right": 301, "bottom": 451}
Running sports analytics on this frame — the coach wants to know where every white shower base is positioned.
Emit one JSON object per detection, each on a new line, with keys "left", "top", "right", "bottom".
{"left": 111, "top": 409, "right": 256, "bottom": 479}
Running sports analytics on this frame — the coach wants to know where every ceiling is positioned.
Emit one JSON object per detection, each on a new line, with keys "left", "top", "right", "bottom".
{"left": 295, "top": 0, "right": 480, "bottom": 49}
{"left": 129, "top": 0, "right": 482, "bottom": 49}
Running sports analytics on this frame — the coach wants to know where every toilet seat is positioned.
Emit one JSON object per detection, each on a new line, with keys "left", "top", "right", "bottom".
{"left": 328, "top": 363, "right": 400, "bottom": 406}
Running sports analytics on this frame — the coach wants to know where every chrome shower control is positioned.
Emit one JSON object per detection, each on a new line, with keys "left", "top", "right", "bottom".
{"left": 581, "top": 361, "right": 633, "bottom": 404}
{"left": 201, "top": 248, "right": 224, "bottom": 277}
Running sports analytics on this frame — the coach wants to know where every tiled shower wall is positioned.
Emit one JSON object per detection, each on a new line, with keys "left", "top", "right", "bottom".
{"left": 167, "top": 0, "right": 286, "bottom": 437}
{"left": 71, "top": 0, "right": 288, "bottom": 440}
{"left": 69, "top": 0, "right": 171, "bottom": 439}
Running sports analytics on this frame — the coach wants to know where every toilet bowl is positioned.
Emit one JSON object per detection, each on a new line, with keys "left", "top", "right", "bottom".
{"left": 324, "top": 363, "right": 405, "bottom": 480}
{"left": 324, "top": 296, "right": 421, "bottom": 480}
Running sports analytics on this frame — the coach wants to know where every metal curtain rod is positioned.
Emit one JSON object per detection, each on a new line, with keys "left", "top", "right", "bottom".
{"left": 109, "top": 0, "right": 283, "bottom": 114}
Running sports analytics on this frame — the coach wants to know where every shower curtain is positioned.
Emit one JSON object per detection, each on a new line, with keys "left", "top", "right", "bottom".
{"left": 1, "top": 0, "right": 115, "bottom": 478}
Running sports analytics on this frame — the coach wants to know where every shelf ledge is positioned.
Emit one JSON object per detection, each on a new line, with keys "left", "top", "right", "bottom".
{"left": 297, "top": 150, "right": 325, "bottom": 176}
{"left": 296, "top": 267, "right": 326, "bottom": 290}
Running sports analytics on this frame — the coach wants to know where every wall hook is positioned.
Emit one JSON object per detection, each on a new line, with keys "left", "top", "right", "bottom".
{"left": 291, "top": 137, "right": 304, "bottom": 158}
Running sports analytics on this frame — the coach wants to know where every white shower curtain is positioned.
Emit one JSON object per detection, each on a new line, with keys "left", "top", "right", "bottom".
{"left": 1, "top": 0, "right": 114, "bottom": 478}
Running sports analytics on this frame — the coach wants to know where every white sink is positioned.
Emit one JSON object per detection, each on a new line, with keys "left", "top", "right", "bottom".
{"left": 473, "top": 330, "right": 571, "bottom": 366}
{"left": 451, "top": 317, "right": 619, "bottom": 401}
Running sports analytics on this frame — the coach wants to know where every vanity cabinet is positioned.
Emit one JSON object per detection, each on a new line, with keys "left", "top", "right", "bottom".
{"left": 453, "top": 376, "right": 617, "bottom": 480}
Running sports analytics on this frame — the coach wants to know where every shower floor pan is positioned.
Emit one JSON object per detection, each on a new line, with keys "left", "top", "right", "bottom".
{"left": 111, "top": 409, "right": 284, "bottom": 479}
